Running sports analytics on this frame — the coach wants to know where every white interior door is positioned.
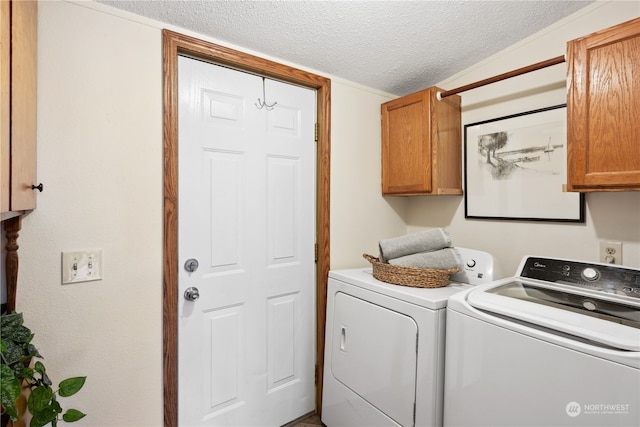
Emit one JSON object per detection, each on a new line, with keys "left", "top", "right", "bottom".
{"left": 177, "top": 56, "right": 316, "bottom": 426}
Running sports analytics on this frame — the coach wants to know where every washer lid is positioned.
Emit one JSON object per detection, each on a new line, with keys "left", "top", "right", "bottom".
{"left": 467, "top": 280, "right": 640, "bottom": 351}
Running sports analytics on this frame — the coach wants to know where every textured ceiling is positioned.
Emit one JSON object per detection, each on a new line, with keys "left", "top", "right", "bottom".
{"left": 98, "top": 0, "right": 593, "bottom": 95}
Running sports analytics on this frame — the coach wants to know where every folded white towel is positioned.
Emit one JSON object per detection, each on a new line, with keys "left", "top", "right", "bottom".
{"left": 379, "top": 228, "right": 451, "bottom": 263}
{"left": 388, "top": 247, "right": 463, "bottom": 270}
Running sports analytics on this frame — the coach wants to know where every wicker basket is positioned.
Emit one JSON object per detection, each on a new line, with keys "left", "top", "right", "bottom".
{"left": 363, "top": 253, "right": 459, "bottom": 288}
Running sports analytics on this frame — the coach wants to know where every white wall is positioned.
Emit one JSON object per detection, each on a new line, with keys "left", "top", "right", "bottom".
{"left": 20, "top": 1, "right": 163, "bottom": 425}
{"left": 330, "top": 82, "right": 406, "bottom": 268}
{"left": 406, "top": 1, "right": 640, "bottom": 278}
{"left": 15, "top": 0, "right": 401, "bottom": 425}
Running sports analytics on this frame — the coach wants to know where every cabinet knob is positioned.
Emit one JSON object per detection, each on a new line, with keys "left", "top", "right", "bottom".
{"left": 31, "top": 183, "right": 43, "bottom": 192}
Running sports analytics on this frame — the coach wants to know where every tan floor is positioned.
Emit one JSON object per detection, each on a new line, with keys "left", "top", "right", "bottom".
{"left": 288, "top": 413, "right": 324, "bottom": 427}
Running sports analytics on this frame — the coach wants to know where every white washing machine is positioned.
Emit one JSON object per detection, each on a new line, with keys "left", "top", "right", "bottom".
{"left": 444, "top": 256, "right": 640, "bottom": 427}
{"left": 321, "top": 248, "right": 494, "bottom": 427}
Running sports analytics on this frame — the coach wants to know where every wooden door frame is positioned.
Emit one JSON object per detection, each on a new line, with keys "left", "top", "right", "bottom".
{"left": 162, "top": 30, "right": 331, "bottom": 427}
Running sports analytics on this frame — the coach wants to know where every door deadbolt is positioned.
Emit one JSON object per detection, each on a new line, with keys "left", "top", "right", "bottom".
{"left": 184, "top": 258, "right": 199, "bottom": 273}
{"left": 184, "top": 287, "right": 200, "bottom": 302}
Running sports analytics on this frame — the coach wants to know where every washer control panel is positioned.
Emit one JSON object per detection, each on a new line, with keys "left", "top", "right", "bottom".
{"left": 519, "top": 257, "right": 640, "bottom": 298}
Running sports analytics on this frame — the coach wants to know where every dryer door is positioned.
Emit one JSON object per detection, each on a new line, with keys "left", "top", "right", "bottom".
{"left": 331, "top": 292, "right": 418, "bottom": 427}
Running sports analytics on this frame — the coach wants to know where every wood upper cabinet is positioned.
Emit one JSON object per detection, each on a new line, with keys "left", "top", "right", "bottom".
{"left": 1, "top": 0, "right": 38, "bottom": 218}
{"left": 566, "top": 17, "right": 640, "bottom": 192}
{"left": 381, "top": 86, "right": 462, "bottom": 196}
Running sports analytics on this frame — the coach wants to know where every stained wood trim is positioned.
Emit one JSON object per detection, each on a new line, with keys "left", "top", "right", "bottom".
{"left": 4, "top": 215, "right": 22, "bottom": 313}
{"left": 162, "top": 30, "right": 331, "bottom": 427}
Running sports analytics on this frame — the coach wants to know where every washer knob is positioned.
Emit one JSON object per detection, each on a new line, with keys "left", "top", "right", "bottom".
{"left": 467, "top": 259, "right": 477, "bottom": 268}
{"left": 582, "top": 267, "right": 599, "bottom": 281}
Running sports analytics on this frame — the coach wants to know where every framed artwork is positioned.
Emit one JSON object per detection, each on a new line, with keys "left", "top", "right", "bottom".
{"left": 464, "top": 104, "right": 584, "bottom": 222}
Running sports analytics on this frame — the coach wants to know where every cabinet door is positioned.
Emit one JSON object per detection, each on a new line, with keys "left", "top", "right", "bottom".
{"left": 382, "top": 90, "right": 432, "bottom": 194}
{"left": 1, "top": 0, "right": 9, "bottom": 212}
{"left": 433, "top": 92, "right": 462, "bottom": 195}
{"left": 10, "top": 0, "right": 37, "bottom": 211}
{"left": 567, "top": 17, "right": 640, "bottom": 191}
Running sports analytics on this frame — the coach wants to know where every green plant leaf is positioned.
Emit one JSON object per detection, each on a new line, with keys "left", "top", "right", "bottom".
{"left": 19, "top": 366, "right": 35, "bottom": 380}
{"left": 1, "top": 362, "right": 19, "bottom": 385}
{"left": 50, "top": 397, "right": 62, "bottom": 414}
{"left": 13, "top": 325, "right": 32, "bottom": 343}
{"left": 2, "top": 312, "right": 87, "bottom": 423}
{"left": 58, "top": 377, "right": 86, "bottom": 397}
{"left": 62, "top": 409, "right": 87, "bottom": 422}
{"left": 0, "top": 365, "right": 21, "bottom": 421}
{"left": 2, "top": 339, "right": 24, "bottom": 365}
{"left": 0, "top": 364, "right": 21, "bottom": 398}
{"left": 0, "top": 312, "right": 24, "bottom": 338}
{"left": 27, "top": 342, "right": 42, "bottom": 358}
{"left": 27, "top": 385, "right": 53, "bottom": 414}
{"left": 1, "top": 404, "right": 19, "bottom": 422}
{"left": 30, "top": 406, "right": 57, "bottom": 427}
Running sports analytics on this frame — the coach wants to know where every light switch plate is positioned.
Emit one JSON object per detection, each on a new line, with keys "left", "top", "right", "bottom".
{"left": 62, "top": 249, "right": 103, "bottom": 284}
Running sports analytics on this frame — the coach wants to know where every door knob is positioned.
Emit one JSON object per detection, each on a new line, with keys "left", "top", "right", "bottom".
{"left": 184, "top": 287, "right": 200, "bottom": 302}
{"left": 184, "top": 258, "right": 199, "bottom": 273}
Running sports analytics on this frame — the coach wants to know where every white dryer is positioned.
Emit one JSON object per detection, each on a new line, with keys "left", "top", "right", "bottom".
{"left": 321, "top": 248, "right": 493, "bottom": 427}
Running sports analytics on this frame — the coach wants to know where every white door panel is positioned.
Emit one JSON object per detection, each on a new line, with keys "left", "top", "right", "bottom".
{"left": 178, "top": 56, "right": 316, "bottom": 426}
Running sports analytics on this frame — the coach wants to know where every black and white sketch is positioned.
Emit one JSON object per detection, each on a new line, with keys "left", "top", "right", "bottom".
{"left": 478, "top": 131, "right": 563, "bottom": 180}
{"left": 464, "top": 105, "right": 584, "bottom": 222}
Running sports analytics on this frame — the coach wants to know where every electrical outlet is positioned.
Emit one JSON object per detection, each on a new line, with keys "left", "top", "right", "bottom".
{"left": 599, "top": 241, "right": 622, "bottom": 265}
{"left": 62, "top": 249, "right": 103, "bottom": 284}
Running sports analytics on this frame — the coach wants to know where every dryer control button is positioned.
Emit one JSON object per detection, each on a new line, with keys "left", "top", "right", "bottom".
{"left": 467, "top": 259, "right": 477, "bottom": 268}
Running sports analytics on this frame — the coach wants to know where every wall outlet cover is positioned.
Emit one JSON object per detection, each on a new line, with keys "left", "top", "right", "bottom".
{"left": 598, "top": 241, "right": 622, "bottom": 265}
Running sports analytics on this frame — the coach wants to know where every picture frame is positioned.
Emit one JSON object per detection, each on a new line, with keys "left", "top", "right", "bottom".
{"left": 464, "top": 104, "right": 585, "bottom": 222}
